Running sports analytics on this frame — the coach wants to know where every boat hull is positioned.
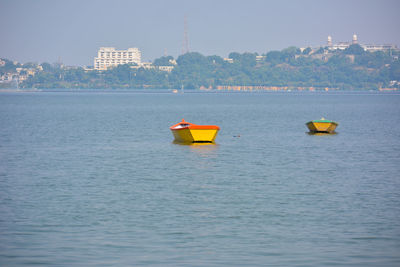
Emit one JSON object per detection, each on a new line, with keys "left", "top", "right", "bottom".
{"left": 306, "top": 121, "right": 338, "bottom": 133}
{"left": 171, "top": 128, "right": 219, "bottom": 143}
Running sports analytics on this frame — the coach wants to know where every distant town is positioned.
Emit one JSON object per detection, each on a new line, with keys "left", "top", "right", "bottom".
{"left": 1, "top": 35, "right": 399, "bottom": 91}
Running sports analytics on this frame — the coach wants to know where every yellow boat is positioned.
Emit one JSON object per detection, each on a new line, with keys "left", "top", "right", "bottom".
{"left": 306, "top": 117, "right": 338, "bottom": 133}
{"left": 170, "top": 119, "right": 220, "bottom": 143}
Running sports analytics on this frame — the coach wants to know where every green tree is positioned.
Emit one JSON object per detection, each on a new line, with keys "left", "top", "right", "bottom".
{"left": 314, "top": 47, "right": 325, "bottom": 54}
{"left": 41, "top": 62, "right": 53, "bottom": 72}
{"left": 22, "top": 62, "right": 37, "bottom": 68}
{"left": 153, "top": 56, "right": 174, "bottom": 66}
{"left": 344, "top": 44, "right": 365, "bottom": 55}
{"left": 15, "top": 46, "right": 395, "bottom": 90}
{"left": 265, "top": 51, "right": 282, "bottom": 65}
{"left": 228, "top": 52, "right": 241, "bottom": 61}
{"left": 389, "top": 61, "right": 400, "bottom": 80}
{"left": 207, "top": 55, "right": 225, "bottom": 65}
{"left": 240, "top": 52, "right": 257, "bottom": 67}
{"left": 0, "top": 59, "right": 18, "bottom": 75}
{"left": 302, "top": 47, "right": 312, "bottom": 55}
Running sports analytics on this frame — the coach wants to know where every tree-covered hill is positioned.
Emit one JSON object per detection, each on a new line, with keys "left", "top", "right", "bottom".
{"left": 3, "top": 44, "right": 399, "bottom": 90}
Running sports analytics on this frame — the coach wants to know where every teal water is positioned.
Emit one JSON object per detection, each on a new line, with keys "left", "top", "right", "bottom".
{"left": 0, "top": 91, "right": 399, "bottom": 266}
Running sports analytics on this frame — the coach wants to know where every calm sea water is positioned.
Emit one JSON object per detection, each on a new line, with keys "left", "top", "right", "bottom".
{"left": 0, "top": 91, "right": 399, "bottom": 266}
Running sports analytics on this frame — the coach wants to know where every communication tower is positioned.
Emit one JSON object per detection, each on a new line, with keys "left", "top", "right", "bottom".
{"left": 181, "top": 15, "right": 189, "bottom": 55}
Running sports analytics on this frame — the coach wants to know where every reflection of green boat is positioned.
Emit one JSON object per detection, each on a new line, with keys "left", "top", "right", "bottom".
{"left": 306, "top": 118, "right": 338, "bottom": 133}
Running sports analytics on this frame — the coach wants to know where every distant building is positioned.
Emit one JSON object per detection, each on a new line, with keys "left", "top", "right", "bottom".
{"left": 130, "top": 61, "right": 153, "bottom": 70}
{"left": 94, "top": 47, "right": 141, "bottom": 70}
{"left": 363, "top": 44, "right": 398, "bottom": 52}
{"left": 256, "top": 55, "right": 266, "bottom": 62}
{"left": 352, "top": 34, "right": 358, "bottom": 45}
{"left": 129, "top": 61, "right": 175, "bottom": 72}
{"left": 331, "top": 42, "right": 352, "bottom": 50}
{"left": 327, "top": 34, "right": 398, "bottom": 52}
{"left": 327, "top": 35, "right": 332, "bottom": 47}
{"left": 327, "top": 34, "right": 354, "bottom": 50}
{"left": 158, "top": 66, "right": 174, "bottom": 72}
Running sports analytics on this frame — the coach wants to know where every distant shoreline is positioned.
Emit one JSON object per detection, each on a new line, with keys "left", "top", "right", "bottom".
{"left": 1, "top": 88, "right": 399, "bottom": 95}
{"left": 0, "top": 88, "right": 42, "bottom": 93}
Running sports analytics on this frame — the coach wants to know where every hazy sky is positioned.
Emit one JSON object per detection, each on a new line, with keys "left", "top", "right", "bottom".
{"left": 1, "top": 0, "right": 399, "bottom": 66}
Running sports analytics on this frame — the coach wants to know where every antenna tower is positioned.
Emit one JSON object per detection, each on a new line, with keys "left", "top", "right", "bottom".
{"left": 182, "top": 15, "right": 189, "bottom": 55}
{"left": 57, "top": 56, "right": 62, "bottom": 67}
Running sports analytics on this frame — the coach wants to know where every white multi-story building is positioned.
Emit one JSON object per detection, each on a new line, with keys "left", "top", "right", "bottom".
{"left": 363, "top": 44, "right": 398, "bottom": 52}
{"left": 94, "top": 47, "right": 141, "bottom": 70}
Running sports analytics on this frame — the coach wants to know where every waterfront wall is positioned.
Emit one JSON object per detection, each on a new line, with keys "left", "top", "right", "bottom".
{"left": 214, "top": 85, "right": 339, "bottom": 91}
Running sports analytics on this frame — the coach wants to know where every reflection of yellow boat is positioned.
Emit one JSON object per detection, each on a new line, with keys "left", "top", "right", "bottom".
{"left": 307, "top": 132, "right": 338, "bottom": 136}
{"left": 170, "top": 119, "right": 220, "bottom": 143}
{"left": 306, "top": 117, "right": 338, "bottom": 133}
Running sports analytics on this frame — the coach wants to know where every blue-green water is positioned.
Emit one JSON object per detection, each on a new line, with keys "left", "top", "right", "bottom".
{"left": 0, "top": 91, "right": 399, "bottom": 266}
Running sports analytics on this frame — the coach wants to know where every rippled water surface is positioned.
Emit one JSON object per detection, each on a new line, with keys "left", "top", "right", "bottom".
{"left": 0, "top": 91, "right": 399, "bottom": 266}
